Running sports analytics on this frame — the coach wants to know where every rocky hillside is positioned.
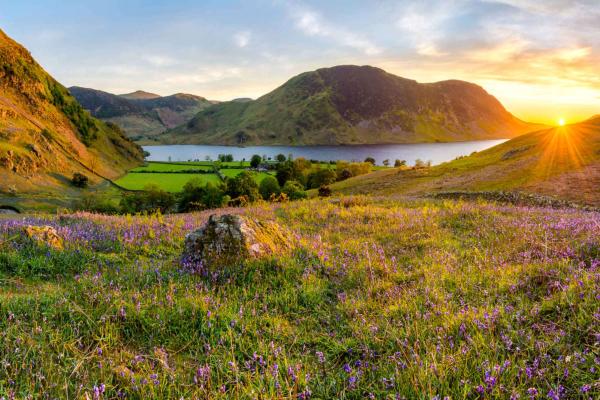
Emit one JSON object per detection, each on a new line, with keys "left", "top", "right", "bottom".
{"left": 331, "top": 116, "right": 600, "bottom": 206}
{"left": 70, "top": 87, "right": 212, "bottom": 142}
{"left": 161, "top": 65, "right": 542, "bottom": 145}
{"left": 0, "top": 29, "right": 143, "bottom": 196}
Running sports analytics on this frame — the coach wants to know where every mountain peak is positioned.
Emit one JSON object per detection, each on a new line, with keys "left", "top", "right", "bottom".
{"left": 119, "top": 90, "right": 161, "bottom": 100}
{"left": 162, "top": 64, "right": 540, "bottom": 146}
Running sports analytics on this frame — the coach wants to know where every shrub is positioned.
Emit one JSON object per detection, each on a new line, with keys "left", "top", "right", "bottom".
{"left": 282, "top": 180, "right": 306, "bottom": 200}
{"left": 71, "top": 173, "right": 89, "bottom": 188}
{"left": 276, "top": 154, "right": 286, "bottom": 163}
{"left": 318, "top": 185, "right": 332, "bottom": 197}
{"left": 226, "top": 171, "right": 260, "bottom": 202}
{"left": 259, "top": 176, "right": 281, "bottom": 200}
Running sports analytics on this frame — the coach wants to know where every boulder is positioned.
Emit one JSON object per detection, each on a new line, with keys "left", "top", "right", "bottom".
{"left": 182, "top": 214, "right": 293, "bottom": 270}
{"left": 23, "top": 225, "right": 63, "bottom": 250}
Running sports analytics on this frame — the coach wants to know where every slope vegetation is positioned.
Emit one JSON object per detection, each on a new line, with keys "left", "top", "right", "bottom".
{"left": 0, "top": 29, "right": 143, "bottom": 201}
{"left": 332, "top": 117, "right": 600, "bottom": 205}
{"left": 162, "top": 65, "right": 541, "bottom": 145}
{"left": 70, "top": 87, "right": 212, "bottom": 141}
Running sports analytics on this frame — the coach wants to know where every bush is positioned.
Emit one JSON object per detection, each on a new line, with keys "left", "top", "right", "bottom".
{"left": 282, "top": 180, "right": 306, "bottom": 200}
{"left": 226, "top": 171, "right": 260, "bottom": 202}
{"left": 71, "top": 173, "right": 89, "bottom": 188}
{"left": 394, "top": 159, "right": 407, "bottom": 167}
{"left": 276, "top": 154, "right": 286, "bottom": 163}
{"left": 259, "top": 176, "right": 281, "bottom": 200}
{"left": 364, "top": 157, "right": 376, "bottom": 165}
{"left": 120, "top": 184, "right": 175, "bottom": 214}
{"left": 318, "top": 185, "right": 332, "bottom": 197}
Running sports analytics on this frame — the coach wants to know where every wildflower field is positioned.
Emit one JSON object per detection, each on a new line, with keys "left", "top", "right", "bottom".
{"left": 0, "top": 197, "right": 598, "bottom": 399}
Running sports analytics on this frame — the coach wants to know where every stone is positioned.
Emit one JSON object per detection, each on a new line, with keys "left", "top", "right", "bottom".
{"left": 182, "top": 214, "right": 293, "bottom": 270}
{"left": 23, "top": 225, "right": 63, "bottom": 250}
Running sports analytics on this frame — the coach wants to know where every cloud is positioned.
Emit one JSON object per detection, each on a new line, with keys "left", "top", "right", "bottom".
{"left": 289, "top": 6, "right": 382, "bottom": 55}
{"left": 143, "top": 55, "right": 177, "bottom": 67}
{"left": 234, "top": 31, "right": 251, "bottom": 48}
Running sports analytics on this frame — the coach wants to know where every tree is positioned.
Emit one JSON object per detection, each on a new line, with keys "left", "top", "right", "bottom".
{"left": 226, "top": 171, "right": 260, "bottom": 202}
{"left": 178, "top": 178, "right": 207, "bottom": 212}
{"left": 250, "top": 154, "right": 262, "bottom": 169}
{"left": 394, "top": 159, "right": 406, "bottom": 168}
{"left": 71, "top": 172, "right": 89, "bottom": 188}
{"left": 282, "top": 180, "right": 306, "bottom": 200}
{"left": 364, "top": 157, "right": 376, "bottom": 165}
{"left": 307, "top": 168, "right": 336, "bottom": 189}
{"left": 318, "top": 185, "right": 332, "bottom": 197}
{"left": 121, "top": 184, "right": 175, "bottom": 214}
{"left": 276, "top": 154, "right": 286, "bottom": 163}
{"left": 382, "top": 159, "right": 390, "bottom": 167}
{"left": 259, "top": 176, "right": 281, "bottom": 200}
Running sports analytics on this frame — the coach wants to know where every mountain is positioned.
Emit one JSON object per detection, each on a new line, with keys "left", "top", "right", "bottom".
{"left": 119, "top": 90, "right": 160, "bottom": 100}
{"left": 161, "top": 65, "right": 542, "bottom": 145}
{"left": 331, "top": 117, "right": 600, "bottom": 206}
{"left": 70, "top": 87, "right": 213, "bottom": 142}
{"left": 0, "top": 29, "right": 143, "bottom": 198}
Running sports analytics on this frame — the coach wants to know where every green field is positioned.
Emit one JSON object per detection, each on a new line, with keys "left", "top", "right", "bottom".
{"left": 115, "top": 173, "right": 222, "bottom": 192}
{"left": 130, "top": 162, "right": 213, "bottom": 172}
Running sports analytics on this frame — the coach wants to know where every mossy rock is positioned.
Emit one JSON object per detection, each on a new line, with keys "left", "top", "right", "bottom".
{"left": 182, "top": 214, "right": 294, "bottom": 272}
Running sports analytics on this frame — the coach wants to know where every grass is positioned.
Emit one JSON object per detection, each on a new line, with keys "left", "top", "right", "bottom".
{"left": 0, "top": 197, "right": 598, "bottom": 399}
{"left": 114, "top": 173, "right": 222, "bottom": 192}
{"left": 330, "top": 119, "right": 600, "bottom": 206}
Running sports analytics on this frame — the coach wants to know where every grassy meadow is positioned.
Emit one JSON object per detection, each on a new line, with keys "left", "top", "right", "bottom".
{"left": 0, "top": 197, "right": 598, "bottom": 399}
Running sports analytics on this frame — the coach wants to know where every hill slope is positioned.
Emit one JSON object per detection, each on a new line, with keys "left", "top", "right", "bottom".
{"left": 162, "top": 65, "right": 541, "bottom": 145}
{"left": 0, "top": 29, "right": 143, "bottom": 199}
{"left": 70, "top": 87, "right": 212, "bottom": 142}
{"left": 331, "top": 117, "right": 600, "bottom": 205}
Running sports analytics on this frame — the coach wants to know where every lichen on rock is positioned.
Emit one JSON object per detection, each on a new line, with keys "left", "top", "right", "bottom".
{"left": 23, "top": 225, "right": 63, "bottom": 250}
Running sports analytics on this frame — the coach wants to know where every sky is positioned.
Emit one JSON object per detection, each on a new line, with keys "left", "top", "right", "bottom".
{"left": 1, "top": 0, "right": 599, "bottom": 125}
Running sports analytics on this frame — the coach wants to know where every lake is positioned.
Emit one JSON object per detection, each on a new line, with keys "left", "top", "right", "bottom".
{"left": 143, "top": 140, "right": 507, "bottom": 166}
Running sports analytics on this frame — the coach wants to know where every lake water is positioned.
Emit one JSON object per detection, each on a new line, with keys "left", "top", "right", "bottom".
{"left": 144, "top": 140, "right": 507, "bottom": 166}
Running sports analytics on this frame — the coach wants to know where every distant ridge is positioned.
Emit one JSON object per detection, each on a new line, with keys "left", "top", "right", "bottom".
{"left": 161, "top": 65, "right": 544, "bottom": 145}
{"left": 70, "top": 87, "right": 213, "bottom": 142}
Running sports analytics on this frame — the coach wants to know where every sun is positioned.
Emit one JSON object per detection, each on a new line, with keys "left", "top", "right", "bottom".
{"left": 558, "top": 118, "right": 566, "bottom": 126}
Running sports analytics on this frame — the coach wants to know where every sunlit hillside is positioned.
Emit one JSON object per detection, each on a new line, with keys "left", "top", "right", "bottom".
{"left": 331, "top": 116, "right": 600, "bottom": 206}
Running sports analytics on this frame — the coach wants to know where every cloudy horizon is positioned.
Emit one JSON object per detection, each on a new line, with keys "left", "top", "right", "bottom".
{"left": 1, "top": 0, "right": 599, "bottom": 125}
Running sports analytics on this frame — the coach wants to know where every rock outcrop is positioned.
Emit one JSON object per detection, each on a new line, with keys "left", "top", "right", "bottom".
{"left": 182, "top": 214, "right": 293, "bottom": 271}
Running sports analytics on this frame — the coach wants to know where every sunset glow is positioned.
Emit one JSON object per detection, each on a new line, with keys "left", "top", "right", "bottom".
{"left": 1, "top": 1, "right": 598, "bottom": 126}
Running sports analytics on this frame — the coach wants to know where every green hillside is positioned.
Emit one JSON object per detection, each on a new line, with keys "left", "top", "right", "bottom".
{"left": 0, "top": 29, "right": 143, "bottom": 203}
{"left": 161, "top": 65, "right": 542, "bottom": 145}
{"left": 330, "top": 117, "right": 600, "bottom": 205}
